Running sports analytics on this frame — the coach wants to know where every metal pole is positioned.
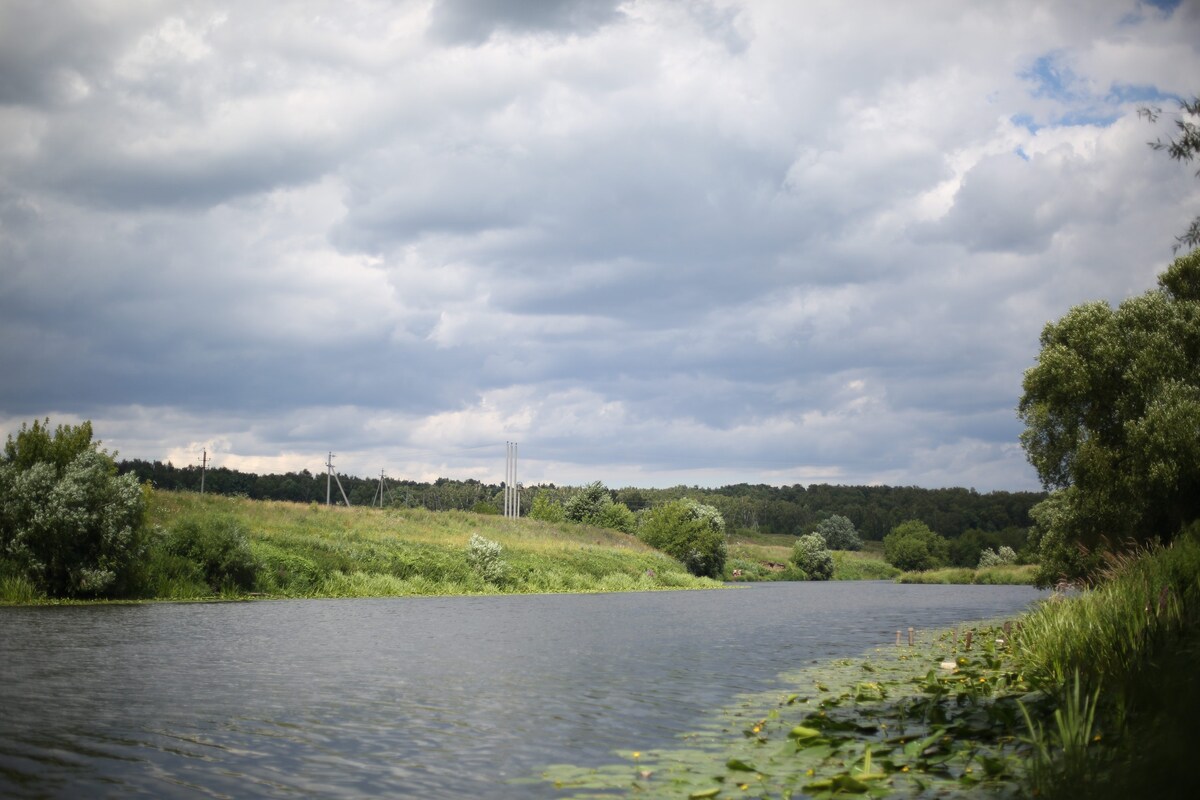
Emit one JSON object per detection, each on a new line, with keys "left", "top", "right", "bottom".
{"left": 326, "top": 452, "right": 333, "bottom": 506}
{"left": 200, "top": 448, "right": 207, "bottom": 494}
{"left": 514, "top": 442, "right": 519, "bottom": 518}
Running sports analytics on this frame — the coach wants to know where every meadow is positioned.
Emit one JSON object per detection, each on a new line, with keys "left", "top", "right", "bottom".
{"left": 139, "top": 491, "right": 720, "bottom": 600}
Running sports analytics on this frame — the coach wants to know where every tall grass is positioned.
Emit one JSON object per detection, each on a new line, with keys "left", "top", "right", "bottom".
{"left": 896, "top": 564, "right": 1037, "bottom": 584}
{"left": 138, "top": 491, "right": 718, "bottom": 600}
{"left": 1011, "top": 526, "right": 1200, "bottom": 798}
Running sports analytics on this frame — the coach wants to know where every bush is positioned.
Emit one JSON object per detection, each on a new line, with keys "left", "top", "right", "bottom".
{"left": 791, "top": 533, "right": 834, "bottom": 580}
{"left": 466, "top": 534, "right": 508, "bottom": 583}
{"left": 0, "top": 419, "right": 146, "bottom": 597}
{"left": 563, "top": 481, "right": 614, "bottom": 525}
{"left": 638, "top": 498, "right": 727, "bottom": 579}
{"left": 977, "top": 545, "right": 1018, "bottom": 569}
{"left": 528, "top": 491, "right": 565, "bottom": 522}
{"left": 597, "top": 501, "right": 636, "bottom": 534}
{"left": 813, "top": 515, "right": 863, "bottom": 550}
{"left": 164, "top": 516, "right": 260, "bottom": 593}
{"left": 883, "top": 520, "right": 949, "bottom": 572}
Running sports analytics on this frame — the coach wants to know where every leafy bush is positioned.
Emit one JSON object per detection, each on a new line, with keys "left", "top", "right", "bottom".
{"left": 883, "top": 519, "right": 949, "bottom": 572}
{"left": 528, "top": 491, "right": 566, "bottom": 522}
{"left": 0, "top": 419, "right": 146, "bottom": 597}
{"left": 597, "top": 501, "right": 636, "bottom": 534}
{"left": 977, "top": 545, "right": 1018, "bottom": 568}
{"left": 791, "top": 533, "right": 834, "bottom": 580}
{"left": 813, "top": 515, "right": 863, "bottom": 550}
{"left": 164, "top": 516, "right": 260, "bottom": 593}
{"left": 638, "top": 498, "right": 727, "bottom": 579}
{"left": 471, "top": 501, "right": 500, "bottom": 515}
{"left": 564, "top": 481, "right": 614, "bottom": 525}
{"left": 466, "top": 534, "right": 508, "bottom": 583}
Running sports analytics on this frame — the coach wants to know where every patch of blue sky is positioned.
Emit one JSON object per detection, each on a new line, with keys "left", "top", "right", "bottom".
{"left": 1120, "top": 0, "right": 1181, "bottom": 25}
{"left": 1021, "top": 52, "right": 1089, "bottom": 104}
{"left": 1106, "top": 83, "right": 1179, "bottom": 106}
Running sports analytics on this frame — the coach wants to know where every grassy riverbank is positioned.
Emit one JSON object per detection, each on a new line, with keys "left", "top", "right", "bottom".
{"left": 727, "top": 541, "right": 902, "bottom": 582}
{"left": 0, "top": 491, "right": 720, "bottom": 603}
{"left": 537, "top": 528, "right": 1200, "bottom": 798}
{"left": 896, "top": 564, "right": 1038, "bottom": 585}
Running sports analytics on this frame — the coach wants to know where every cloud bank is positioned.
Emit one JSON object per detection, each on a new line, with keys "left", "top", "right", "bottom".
{"left": 2, "top": 0, "right": 1198, "bottom": 490}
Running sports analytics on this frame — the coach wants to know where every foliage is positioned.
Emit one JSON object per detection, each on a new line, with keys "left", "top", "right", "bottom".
{"left": 471, "top": 501, "right": 499, "bottom": 515}
{"left": 1140, "top": 95, "right": 1200, "bottom": 253}
{"left": 596, "top": 501, "right": 636, "bottom": 534}
{"left": 977, "top": 545, "right": 1018, "bottom": 569}
{"left": 1019, "top": 251, "right": 1200, "bottom": 584}
{"left": 528, "top": 491, "right": 565, "bottom": 522}
{"left": 791, "top": 533, "right": 834, "bottom": 580}
{"left": 117, "top": 491, "right": 717, "bottom": 601}
{"left": 0, "top": 419, "right": 146, "bottom": 597}
{"left": 813, "top": 514, "right": 863, "bottom": 550}
{"left": 162, "top": 516, "right": 261, "bottom": 593}
{"left": 466, "top": 534, "right": 508, "bottom": 584}
{"left": 118, "top": 459, "right": 1044, "bottom": 542}
{"left": 563, "top": 481, "right": 613, "bottom": 525}
{"left": 882, "top": 520, "right": 948, "bottom": 572}
{"left": 638, "top": 498, "right": 728, "bottom": 579}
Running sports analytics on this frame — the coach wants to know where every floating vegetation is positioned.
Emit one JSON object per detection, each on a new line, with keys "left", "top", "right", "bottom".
{"left": 536, "top": 623, "right": 1040, "bottom": 798}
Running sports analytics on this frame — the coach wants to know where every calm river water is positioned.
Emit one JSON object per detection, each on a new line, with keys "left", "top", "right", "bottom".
{"left": 0, "top": 582, "right": 1045, "bottom": 798}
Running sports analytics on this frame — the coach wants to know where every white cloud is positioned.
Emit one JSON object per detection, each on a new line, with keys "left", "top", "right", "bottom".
{"left": 3, "top": 0, "right": 1198, "bottom": 491}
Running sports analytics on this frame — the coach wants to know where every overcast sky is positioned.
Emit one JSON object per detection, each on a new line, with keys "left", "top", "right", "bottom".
{"left": 2, "top": 0, "right": 1197, "bottom": 491}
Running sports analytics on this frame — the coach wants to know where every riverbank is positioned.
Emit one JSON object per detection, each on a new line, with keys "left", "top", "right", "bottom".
{"left": 0, "top": 491, "right": 721, "bottom": 604}
{"left": 538, "top": 529, "right": 1200, "bottom": 798}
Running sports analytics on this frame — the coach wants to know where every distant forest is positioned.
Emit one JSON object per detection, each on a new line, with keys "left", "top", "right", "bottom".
{"left": 119, "top": 459, "right": 1044, "bottom": 543}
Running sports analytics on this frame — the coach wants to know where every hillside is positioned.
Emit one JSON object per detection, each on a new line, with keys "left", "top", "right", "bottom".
{"left": 143, "top": 491, "right": 719, "bottom": 599}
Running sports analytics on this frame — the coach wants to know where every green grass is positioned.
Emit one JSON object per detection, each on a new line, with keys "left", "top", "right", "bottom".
{"left": 726, "top": 542, "right": 900, "bottom": 581}
{"left": 125, "top": 491, "right": 719, "bottom": 600}
{"left": 896, "top": 564, "right": 1037, "bottom": 584}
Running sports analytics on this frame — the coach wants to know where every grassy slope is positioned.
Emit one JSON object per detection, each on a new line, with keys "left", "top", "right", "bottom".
{"left": 146, "top": 491, "right": 720, "bottom": 599}
{"left": 727, "top": 539, "right": 901, "bottom": 581}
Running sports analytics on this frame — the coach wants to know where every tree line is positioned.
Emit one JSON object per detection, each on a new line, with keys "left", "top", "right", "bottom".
{"left": 116, "top": 458, "right": 1042, "bottom": 541}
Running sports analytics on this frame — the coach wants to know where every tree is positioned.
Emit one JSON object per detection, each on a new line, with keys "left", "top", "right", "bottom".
{"left": 1018, "top": 251, "right": 1200, "bottom": 583}
{"left": 563, "top": 481, "right": 614, "bottom": 525}
{"left": 1140, "top": 95, "right": 1200, "bottom": 253}
{"left": 791, "top": 533, "right": 834, "bottom": 580}
{"left": 638, "top": 498, "right": 727, "bottom": 579}
{"left": 882, "top": 520, "right": 948, "bottom": 572}
{"left": 813, "top": 514, "right": 862, "bottom": 550}
{"left": 528, "top": 491, "right": 565, "bottom": 522}
{"left": 0, "top": 419, "right": 146, "bottom": 597}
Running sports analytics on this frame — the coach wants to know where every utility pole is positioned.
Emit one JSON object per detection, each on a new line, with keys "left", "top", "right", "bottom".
{"left": 200, "top": 448, "right": 208, "bottom": 494}
{"left": 376, "top": 468, "right": 386, "bottom": 508}
{"left": 505, "top": 441, "right": 520, "bottom": 518}
{"left": 326, "top": 452, "right": 334, "bottom": 506}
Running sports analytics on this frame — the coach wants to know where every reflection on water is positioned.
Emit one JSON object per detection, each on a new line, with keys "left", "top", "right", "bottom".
{"left": 0, "top": 582, "right": 1045, "bottom": 798}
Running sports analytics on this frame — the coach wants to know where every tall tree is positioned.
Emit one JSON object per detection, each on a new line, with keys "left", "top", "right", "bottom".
{"left": 1018, "top": 251, "right": 1200, "bottom": 583}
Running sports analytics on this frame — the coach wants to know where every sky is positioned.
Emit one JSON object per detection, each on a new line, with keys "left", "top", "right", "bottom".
{"left": 1, "top": 0, "right": 1198, "bottom": 492}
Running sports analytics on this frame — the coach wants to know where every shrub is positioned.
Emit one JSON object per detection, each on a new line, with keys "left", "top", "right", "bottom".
{"left": 466, "top": 534, "right": 508, "bottom": 583}
{"left": 791, "top": 533, "right": 834, "bottom": 580}
{"left": 0, "top": 419, "right": 146, "bottom": 598}
{"left": 813, "top": 515, "right": 863, "bottom": 550}
{"left": 164, "top": 516, "right": 260, "bottom": 593}
{"left": 977, "top": 545, "right": 1018, "bottom": 569}
{"left": 563, "top": 481, "right": 614, "bottom": 525}
{"left": 471, "top": 501, "right": 500, "bottom": 515}
{"left": 883, "top": 520, "right": 949, "bottom": 572}
{"left": 528, "top": 491, "right": 565, "bottom": 522}
{"left": 598, "top": 501, "right": 636, "bottom": 534}
{"left": 638, "top": 499, "right": 727, "bottom": 579}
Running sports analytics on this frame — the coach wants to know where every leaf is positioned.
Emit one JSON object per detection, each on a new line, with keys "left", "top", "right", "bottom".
{"left": 726, "top": 758, "right": 757, "bottom": 772}
{"left": 789, "top": 726, "right": 821, "bottom": 740}
{"left": 688, "top": 788, "right": 722, "bottom": 799}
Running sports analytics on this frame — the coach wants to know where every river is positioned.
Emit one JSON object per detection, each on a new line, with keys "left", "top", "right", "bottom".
{"left": 0, "top": 582, "right": 1045, "bottom": 798}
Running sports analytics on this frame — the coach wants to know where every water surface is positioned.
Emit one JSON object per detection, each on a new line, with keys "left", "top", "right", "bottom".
{"left": 0, "top": 582, "right": 1045, "bottom": 798}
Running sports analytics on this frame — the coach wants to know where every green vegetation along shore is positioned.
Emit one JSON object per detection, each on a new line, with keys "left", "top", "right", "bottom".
{"left": 0, "top": 490, "right": 721, "bottom": 604}
{"left": 538, "top": 528, "right": 1200, "bottom": 798}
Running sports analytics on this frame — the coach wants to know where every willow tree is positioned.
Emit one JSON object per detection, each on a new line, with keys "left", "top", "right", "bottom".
{"left": 1018, "top": 251, "right": 1200, "bottom": 583}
